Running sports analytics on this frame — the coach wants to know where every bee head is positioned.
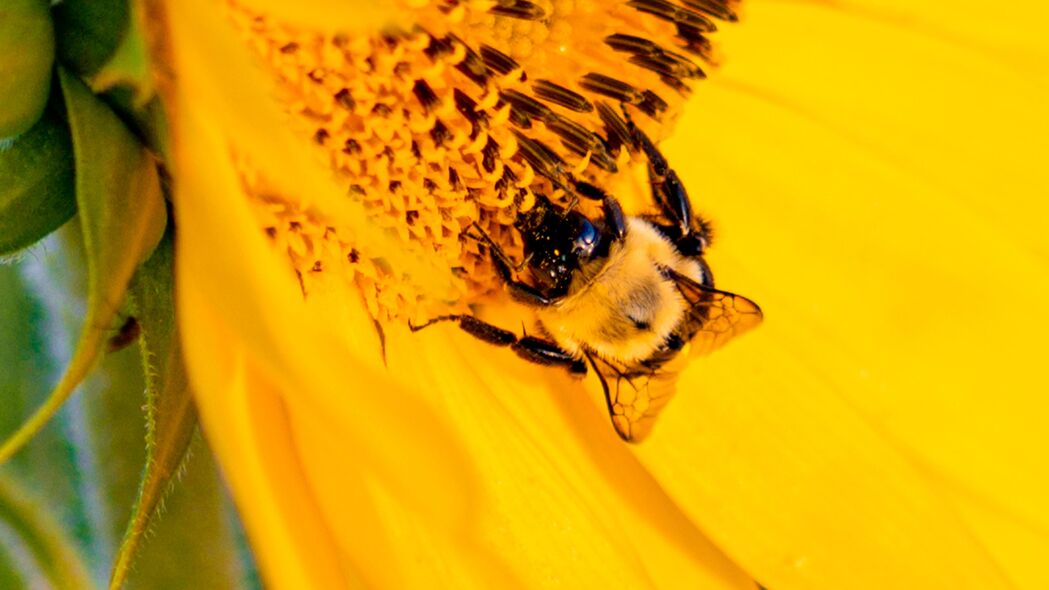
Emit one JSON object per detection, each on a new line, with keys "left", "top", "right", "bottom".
{"left": 516, "top": 195, "right": 612, "bottom": 297}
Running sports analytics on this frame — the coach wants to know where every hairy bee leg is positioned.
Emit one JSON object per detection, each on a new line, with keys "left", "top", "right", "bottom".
{"left": 410, "top": 315, "right": 586, "bottom": 374}
{"left": 514, "top": 336, "right": 588, "bottom": 375}
{"left": 410, "top": 314, "right": 517, "bottom": 345}
{"left": 620, "top": 105, "right": 708, "bottom": 252}
{"left": 469, "top": 223, "right": 554, "bottom": 307}
{"left": 572, "top": 180, "right": 626, "bottom": 241}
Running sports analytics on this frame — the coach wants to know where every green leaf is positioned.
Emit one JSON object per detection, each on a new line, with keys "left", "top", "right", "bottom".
{"left": 51, "top": 0, "right": 126, "bottom": 79}
{"left": 0, "top": 0, "right": 55, "bottom": 139}
{"left": 0, "top": 104, "right": 76, "bottom": 258}
{"left": 0, "top": 473, "right": 95, "bottom": 590}
{"left": 108, "top": 232, "right": 198, "bottom": 590}
{"left": 12, "top": 225, "right": 221, "bottom": 587}
{"left": 0, "top": 68, "right": 165, "bottom": 465}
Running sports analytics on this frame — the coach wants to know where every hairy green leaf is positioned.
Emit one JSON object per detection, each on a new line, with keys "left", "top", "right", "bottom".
{"left": 10, "top": 226, "right": 248, "bottom": 588}
{"left": 108, "top": 233, "right": 197, "bottom": 589}
{"left": 0, "top": 68, "right": 165, "bottom": 465}
{"left": 124, "top": 437, "right": 251, "bottom": 590}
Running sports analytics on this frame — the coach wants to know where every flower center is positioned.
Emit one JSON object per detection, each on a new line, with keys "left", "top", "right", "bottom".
{"left": 228, "top": 0, "right": 734, "bottom": 320}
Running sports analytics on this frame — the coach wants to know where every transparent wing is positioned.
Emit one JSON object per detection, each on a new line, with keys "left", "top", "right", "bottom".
{"left": 665, "top": 267, "right": 763, "bottom": 357}
{"left": 586, "top": 353, "right": 682, "bottom": 443}
{"left": 587, "top": 270, "right": 762, "bottom": 442}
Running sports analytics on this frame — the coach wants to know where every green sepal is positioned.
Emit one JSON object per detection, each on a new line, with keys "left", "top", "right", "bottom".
{"left": 108, "top": 232, "right": 198, "bottom": 590}
{"left": 0, "top": 68, "right": 165, "bottom": 465}
{"left": 90, "top": 0, "right": 154, "bottom": 106}
{"left": 52, "top": 0, "right": 166, "bottom": 163}
{"left": 0, "top": 103, "right": 76, "bottom": 258}
{"left": 124, "top": 436, "right": 254, "bottom": 590}
{"left": 51, "top": 0, "right": 127, "bottom": 80}
{"left": 53, "top": 0, "right": 154, "bottom": 107}
{"left": 0, "top": 473, "right": 95, "bottom": 590}
{"left": 0, "top": 0, "right": 55, "bottom": 139}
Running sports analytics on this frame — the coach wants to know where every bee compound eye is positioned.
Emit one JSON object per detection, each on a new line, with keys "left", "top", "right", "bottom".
{"left": 573, "top": 218, "right": 599, "bottom": 256}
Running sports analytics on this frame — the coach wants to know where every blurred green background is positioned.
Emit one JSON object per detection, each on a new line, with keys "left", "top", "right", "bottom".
{"left": 0, "top": 229, "right": 259, "bottom": 590}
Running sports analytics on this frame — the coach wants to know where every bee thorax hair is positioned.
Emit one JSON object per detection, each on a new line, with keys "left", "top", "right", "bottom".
{"left": 536, "top": 218, "right": 705, "bottom": 364}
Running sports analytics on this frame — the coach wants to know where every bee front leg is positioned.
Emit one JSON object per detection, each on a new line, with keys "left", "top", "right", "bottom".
{"left": 468, "top": 223, "right": 553, "bottom": 307}
{"left": 410, "top": 315, "right": 586, "bottom": 375}
{"left": 621, "top": 105, "right": 709, "bottom": 255}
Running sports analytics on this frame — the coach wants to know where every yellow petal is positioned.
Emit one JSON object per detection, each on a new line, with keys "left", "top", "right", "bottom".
{"left": 641, "top": 0, "right": 1049, "bottom": 588}
{"left": 163, "top": 0, "right": 1049, "bottom": 587}
{"left": 163, "top": 5, "right": 742, "bottom": 583}
{"left": 174, "top": 127, "right": 755, "bottom": 585}
{"left": 236, "top": 0, "right": 408, "bottom": 34}
{"left": 639, "top": 342, "right": 1013, "bottom": 589}
{"left": 169, "top": 73, "right": 491, "bottom": 587}
{"left": 178, "top": 286, "right": 354, "bottom": 587}
{"left": 384, "top": 316, "right": 758, "bottom": 589}
{"left": 788, "top": 0, "right": 1049, "bottom": 83}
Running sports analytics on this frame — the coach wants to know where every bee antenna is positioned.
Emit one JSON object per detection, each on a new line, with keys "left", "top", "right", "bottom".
{"left": 514, "top": 253, "right": 533, "bottom": 273}
{"left": 468, "top": 221, "right": 488, "bottom": 239}
{"left": 461, "top": 222, "right": 491, "bottom": 245}
{"left": 546, "top": 166, "right": 591, "bottom": 213}
{"left": 545, "top": 162, "right": 584, "bottom": 207}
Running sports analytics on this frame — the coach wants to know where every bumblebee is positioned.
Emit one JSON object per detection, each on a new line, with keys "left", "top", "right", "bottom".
{"left": 414, "top": 107, "right": 762, "bottom": 442}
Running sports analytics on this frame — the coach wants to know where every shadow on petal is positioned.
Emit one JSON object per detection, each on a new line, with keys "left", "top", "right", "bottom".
{"left": 391, "top": 311, "right": 759, "bottom": 589}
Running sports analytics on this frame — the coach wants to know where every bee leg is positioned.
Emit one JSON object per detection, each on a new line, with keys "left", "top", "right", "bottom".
{"left": 572, "top": 180, "right": 626, "bottom": 241}
{"left": 513, "top": 336, "right": 588, "bottom": 375}
{"left": 410, "top": 314, "right": 518, "bottom": 346}
{"left": 491, "top": 249, "right": 554, "bottom": 307}
{"left": 411, "top": 315, "right": 586, "bottom": 374}
{"left": 469, "top": 223, "right": 554, "bottom": 307}
{"left": 621, "top": 105, "right": 709, "bottom": 255}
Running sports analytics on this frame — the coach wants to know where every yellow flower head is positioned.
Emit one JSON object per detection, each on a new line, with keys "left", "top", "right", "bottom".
{"left": 218, "top": 0, "right": 745, "bottom": 327}
{"left": 154, "top": 0, "right": 1049, "bottom": 588}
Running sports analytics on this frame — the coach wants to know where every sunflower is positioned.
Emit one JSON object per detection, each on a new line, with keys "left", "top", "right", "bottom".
{"left": 1, "top": 0, "right": 1046, "bottom": 587}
